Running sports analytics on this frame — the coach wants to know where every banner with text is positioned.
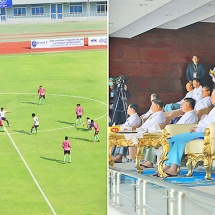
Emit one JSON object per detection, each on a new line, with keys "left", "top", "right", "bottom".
{"left": 0, "top": 0, "right": 12, "bottom": 8}
{"left": 88, "top": 36, "right": 108, "bottom": 46}
{"left": 31, "top": 37, "right": 84, "bottom": 49}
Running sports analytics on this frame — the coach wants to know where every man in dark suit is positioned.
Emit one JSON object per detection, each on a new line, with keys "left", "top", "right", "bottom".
{"left": 186, "top": 55, "right": 206, "bottom": 84}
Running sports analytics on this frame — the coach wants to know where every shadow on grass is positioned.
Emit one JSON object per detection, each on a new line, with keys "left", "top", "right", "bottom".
{"left": 75, "top": 127, "right": 88, "bottom": 131}
{"left": 69, "top": 137, "right": 92, "bottom": 142}
{"left": 13, "top": 129, "right": 30, "bottom": 135}
{"left": 21, "top": 101, "right": 39, "bottom": 105}
{"left": 57, "top": 120, "right": 75, "bottom": 126}
{"left": 40, "top": 156, "right": 65, "bottom": 164}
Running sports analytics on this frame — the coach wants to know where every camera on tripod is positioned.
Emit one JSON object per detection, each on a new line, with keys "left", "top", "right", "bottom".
{"left": 111, "top": 75, "right": 130, "bottom": 125}
{"left": 115, "top": 75, "right": 128, "bottom": 88}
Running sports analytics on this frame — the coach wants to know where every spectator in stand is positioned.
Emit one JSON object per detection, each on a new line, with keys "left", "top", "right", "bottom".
{"left": 194, "top": 86, "right": 212, "bottom": 112}
{"left": 113, "top": 104, "right": 141, "bottom": 163}
{"left": 141, "top": 98, "right": 198, "bottom": 169}
{"left": 174, "top": 98, "right": 198, "bottom": 124}
{"left": 137, "top": 100, "right": 166, "bottom": 168}
{"left": 140, "top": 93, "right": 160, "bottom": 123}
{"left": 156, "top": 89, "right": 215, "bottom": 177}
{"left": 120, "top": 104, "right": 142, "bottom": 131}
{"left": 164, "top": 82, "right": 193, "bottom": 112}
{"left": 186, "top": 55, "right": 206, "bottom": 85}
{"left": 138, "top": 100, "right": 166, "bottom": 133}
{"left": 191, "top": 78, "right": 203, "bottom": 102}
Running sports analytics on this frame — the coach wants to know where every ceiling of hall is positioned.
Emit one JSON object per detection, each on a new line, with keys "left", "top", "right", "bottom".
{"left": 109, "top": 0, "right": 215, "bottom": 38}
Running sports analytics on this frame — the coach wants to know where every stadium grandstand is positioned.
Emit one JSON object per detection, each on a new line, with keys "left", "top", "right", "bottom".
{"left": 0, "top": 0, "right": 107, "bottom": 23}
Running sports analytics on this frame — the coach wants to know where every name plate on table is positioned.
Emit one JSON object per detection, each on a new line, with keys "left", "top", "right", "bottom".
{"left": 109, "top": 126, "right": 121, "bottom": 133}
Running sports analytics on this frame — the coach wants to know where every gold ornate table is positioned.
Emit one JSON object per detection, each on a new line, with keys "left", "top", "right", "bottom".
{"left": 109, "top": 132, "right": 135, "bottom": 166}
{"left": 109, "top": 131, "right": 170, "bottom": 178}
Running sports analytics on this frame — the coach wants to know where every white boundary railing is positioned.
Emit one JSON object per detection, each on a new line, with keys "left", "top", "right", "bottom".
{"left": 0, "top": 11, "right": 107, "bottom": 24}
{"left": 109, "top": 169, "right": 215, "bottom": 215}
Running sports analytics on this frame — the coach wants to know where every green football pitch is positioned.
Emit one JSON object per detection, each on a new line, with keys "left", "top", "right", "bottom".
{"left": 0, "top": 50, "right": 107, "bottom": 215}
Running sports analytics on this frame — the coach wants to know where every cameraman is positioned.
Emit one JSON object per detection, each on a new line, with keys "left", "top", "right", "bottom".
{"left": 111, "top": 76, "right": 130, "bottom": 125}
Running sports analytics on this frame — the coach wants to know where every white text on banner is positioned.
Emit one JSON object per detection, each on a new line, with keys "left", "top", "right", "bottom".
{"left": 88, "top": 36, "right": 108, "bottom": 46}
{"left": 31, "top": 37, "right": 84, "bottom": 49}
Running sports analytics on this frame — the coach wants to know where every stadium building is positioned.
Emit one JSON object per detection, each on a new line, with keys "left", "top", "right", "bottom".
{"left": 0, "top": 0, "right": 107, "bottom": 23}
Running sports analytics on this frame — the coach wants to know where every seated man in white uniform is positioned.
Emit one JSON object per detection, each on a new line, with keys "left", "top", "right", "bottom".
{"left": 140, "top": 93, "right": 160, "bottom": 123}
{"left": 141, "top": 98, "right": 198, "bottom": 168}
{"left": 138, "top": 100, "right": 166, "bottom": 133}
{"left": 136, "top": 100, "right": 166, "bottom": 168}
{"left": 194, "top": 85, "right": 212, "bottom": 111}
{"left": 191, "top": 78, "right": 203, "bottom": 102}
{"left": 164, "top": 82, "right": 193, "bottom": 112}
{"left": 113, "top": 104, "right": 141, "bottom": 163}
{"left": 120, "top": 104, "right": 142, "bottom": 131}
{"left": 158, "top": 89, "right": 215, "bottom": 177}
{"left": 175, "top": 98, "right": 198, "bottom": 124}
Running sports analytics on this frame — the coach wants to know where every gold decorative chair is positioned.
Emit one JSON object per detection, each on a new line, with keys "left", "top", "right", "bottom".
{"left": 164, "top": 122, "right": 215, "bottom": 179}
{"left": 196, "top": 106, "right": 213, "bottom": 121}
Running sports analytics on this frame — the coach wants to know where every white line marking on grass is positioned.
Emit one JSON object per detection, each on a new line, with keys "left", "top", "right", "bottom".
{"left": 4, "top": 127, "right": 57, "bottom": 215}
{"left": 0, "top": 92, "right": 107, "bottom": 105}
{"left": 30, "top": 112, "right": 107, "bottom": 133}
{"left": 0, "top": 93, "right": 107, "bottom": 135}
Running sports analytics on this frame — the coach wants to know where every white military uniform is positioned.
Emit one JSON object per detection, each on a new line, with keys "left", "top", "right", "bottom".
{"left": 148, "top": 110, "right": 197, "bottom": 165}
{"left": 121, "top": 113, "right": 141, "bottom": 130}
{"left": 177, "top": 90, "right": 194, "bottom": 105}
{"left": 114, "top": 113, "right": 141, "bottom": 157}
{"left": 140, "top": 107, "right": 153, "bottom": 118}
{"left": 192, "top": 86, "right": 203, "bottom": 102}
{"left": 196, "top": 107, "right": 215, "bottom": 132}
{"left": 194, "top": 96, "right": 212, "bottom": 111}
{"left": 176, "top": 110, "right": 198, "bottom": 124}
{"left": 140, "top": 111, "right": 166, "bottom": 131}
{"left": 141, "top": 111, "right": 166, "bottom": 164}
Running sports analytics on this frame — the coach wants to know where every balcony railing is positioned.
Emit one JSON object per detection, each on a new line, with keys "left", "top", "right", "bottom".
{"left": 109, "top": 169, "right": 215, "bottom": 215}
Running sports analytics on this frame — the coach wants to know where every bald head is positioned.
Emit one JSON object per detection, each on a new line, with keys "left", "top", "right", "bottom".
{"left": 186, "top": 82, "right": 193, "bottom": 92}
